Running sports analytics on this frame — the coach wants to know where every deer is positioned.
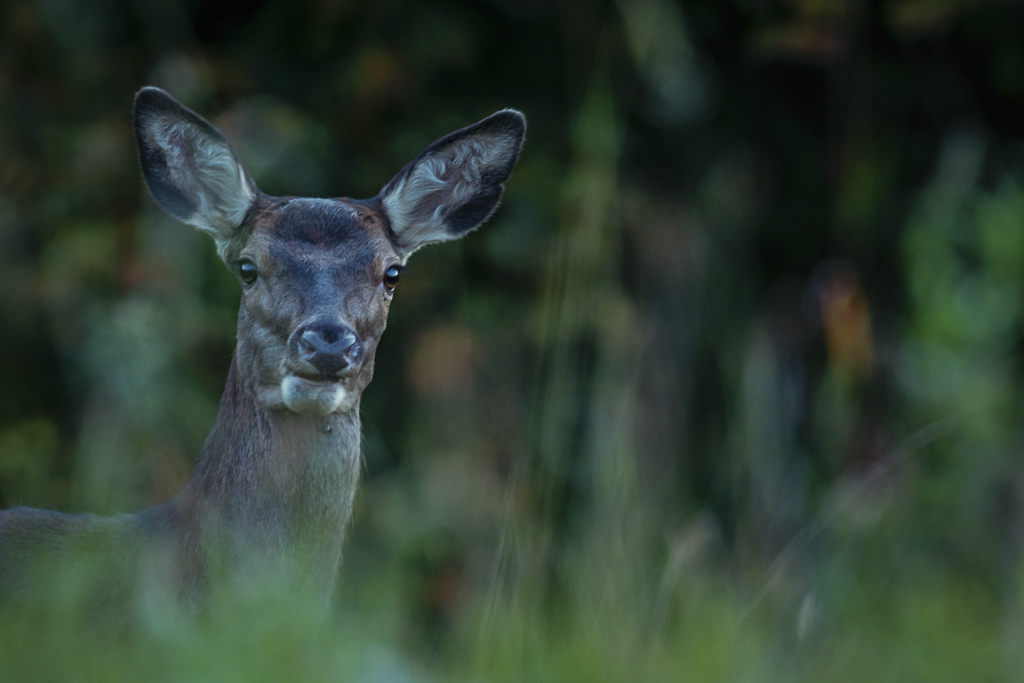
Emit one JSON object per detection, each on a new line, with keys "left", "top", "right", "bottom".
{"left": 0, "top": 87, "right": 525, "bottom": 619}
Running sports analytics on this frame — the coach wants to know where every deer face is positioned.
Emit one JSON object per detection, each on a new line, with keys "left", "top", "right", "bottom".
{"left": 231, "top": 197, "right": 400, "bottom": 415}
{"left": 133, "top": 88, "right": 524, "bottom": 416}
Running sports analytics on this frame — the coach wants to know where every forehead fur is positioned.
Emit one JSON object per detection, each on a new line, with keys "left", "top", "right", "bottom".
{"left": 239, "top": 197, "right": 397, "bottom": 260}
{"left": 271, "top": 198, "right": 364, "bottom": 247}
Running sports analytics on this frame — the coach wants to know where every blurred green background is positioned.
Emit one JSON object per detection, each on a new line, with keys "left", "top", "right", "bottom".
{"left": 3, "top": 0, "right": 1024, "bottom": 679}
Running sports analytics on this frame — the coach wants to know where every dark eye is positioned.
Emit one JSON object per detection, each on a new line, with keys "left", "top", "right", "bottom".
{"left": 239, "top": 260, "right": 258, "bottom": 287}
{"left": 383, "top": 266, "right": 401, "bottom": 292}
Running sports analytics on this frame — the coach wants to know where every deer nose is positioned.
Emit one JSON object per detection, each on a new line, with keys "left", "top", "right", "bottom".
{"left": 294, "top": 322, "right": 363, "bottom": 378}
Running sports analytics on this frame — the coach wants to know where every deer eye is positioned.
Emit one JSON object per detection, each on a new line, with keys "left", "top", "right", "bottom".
{"left": 383, "top": 266, "right": 401, "bottom": 292}
{"left": 239, "top": 260, "right": 259, "bottom": 287}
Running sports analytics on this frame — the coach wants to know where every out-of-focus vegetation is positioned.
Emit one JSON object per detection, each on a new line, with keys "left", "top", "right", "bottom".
{"left": 2, "top": 0, "right": 1024, "bottom": 679}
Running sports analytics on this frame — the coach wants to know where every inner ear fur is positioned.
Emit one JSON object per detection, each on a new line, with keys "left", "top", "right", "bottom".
{"left": 134, "top": 87, "right": 257, "bottom": 253}
{"left": 378, "top": 109, "right": 526, "bottom": 255}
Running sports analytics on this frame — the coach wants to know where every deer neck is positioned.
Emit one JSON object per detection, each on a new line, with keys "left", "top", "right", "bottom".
{"left": 176, "top": 358, "right": 361, "bottom": 562}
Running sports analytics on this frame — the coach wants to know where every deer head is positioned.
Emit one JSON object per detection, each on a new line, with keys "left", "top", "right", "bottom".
{"left": 133, "top": 88, "right": 525, "bottom": 417}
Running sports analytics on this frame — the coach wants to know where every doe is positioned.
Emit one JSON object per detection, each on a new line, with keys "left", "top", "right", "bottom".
{"left": 0, "top": 87, "right": 525, "bottom": 614}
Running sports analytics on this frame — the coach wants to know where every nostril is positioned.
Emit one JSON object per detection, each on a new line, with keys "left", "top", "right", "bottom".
{"left": 294, "top": 323, "right": 363, "bottom": 377}
{"left": 299, "top": 330, "right": 319, "bottom": 357}
{"left": 343, "top": 340, "right": 363, "bottom": 365}
{"left": 339, "top": 331, "right": 357, "bottom": 353}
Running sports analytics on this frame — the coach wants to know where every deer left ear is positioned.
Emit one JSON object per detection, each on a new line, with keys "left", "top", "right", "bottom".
{"left": 378, "top": 109, "right": 526, "bottom": 256}
{"left": 134, "top": 87, "right": 257, "bottom": 256}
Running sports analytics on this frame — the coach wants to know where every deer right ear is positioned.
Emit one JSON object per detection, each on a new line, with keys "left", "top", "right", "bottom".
{"left": 134, "top": 87, "right": 257, "bottom": 253}
{"left": 378, "top": 109, "right": 526, "bottom": 256}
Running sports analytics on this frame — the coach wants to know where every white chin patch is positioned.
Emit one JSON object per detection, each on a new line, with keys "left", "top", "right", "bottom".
{"left": 281, "top": 376, "right": 351, "bottom": 415}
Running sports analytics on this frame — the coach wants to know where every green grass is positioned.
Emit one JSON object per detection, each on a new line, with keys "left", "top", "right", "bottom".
{"left": 0, "top": 535, "right": 1009, "bottom": 682}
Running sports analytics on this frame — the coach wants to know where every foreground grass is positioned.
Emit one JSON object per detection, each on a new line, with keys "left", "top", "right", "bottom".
{"left": 0, "top": 550, "right": 1010, "bottom": 683}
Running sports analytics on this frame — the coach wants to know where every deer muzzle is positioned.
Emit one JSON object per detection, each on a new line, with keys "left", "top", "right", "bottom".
{"left": 295, "top": 322, "right": 364, "bottom": 379}
{"left": 280, "top": 320, "right": 364, "bottom": 415}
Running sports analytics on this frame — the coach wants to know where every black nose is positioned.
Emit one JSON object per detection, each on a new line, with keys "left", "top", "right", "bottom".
{"left": 294, "top": 322, "right": 363, "bottom": 378}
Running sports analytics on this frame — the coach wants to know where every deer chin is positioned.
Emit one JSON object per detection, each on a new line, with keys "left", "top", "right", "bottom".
{"left": 280, "top": 375, "right": 356, "bottom": 415}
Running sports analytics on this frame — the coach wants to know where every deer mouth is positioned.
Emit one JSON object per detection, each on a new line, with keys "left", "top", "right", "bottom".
{"left": 290, "top": 370, "right": 340, "bottom": 385}
{"left": 280, "top": 370, "right": 353, "bottom": 415}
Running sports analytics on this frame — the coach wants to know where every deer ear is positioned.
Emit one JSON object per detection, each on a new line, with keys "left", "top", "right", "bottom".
{"left": 378, "top": 109, "right": 526, "bottom": 256}
{"left": 134, "top": 87, "right": 257, "bottom": 252}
